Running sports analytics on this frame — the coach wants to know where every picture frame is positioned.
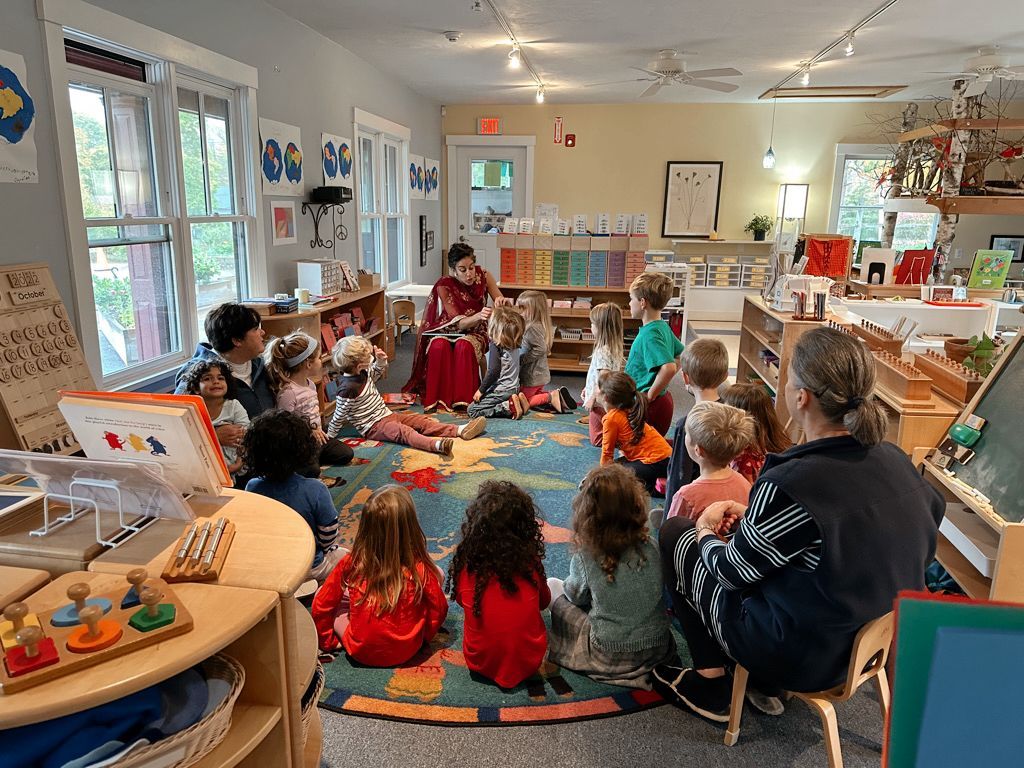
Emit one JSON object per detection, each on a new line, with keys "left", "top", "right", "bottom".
{"left": 662, "top": 161, "right": 723, "bottom": 238}
{"left": 270, "top": 201, "right": 297, "bottom": 246}
{"left": 990, "top": 235, "right": 1024, "bottom": 263}
{"left": 419, "top": 214, "right": 428, "bottom": 268}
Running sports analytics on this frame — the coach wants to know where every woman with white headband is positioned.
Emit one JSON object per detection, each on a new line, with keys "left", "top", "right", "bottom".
{"left": 266, "top": 331, "right": 354, "bottom": 485}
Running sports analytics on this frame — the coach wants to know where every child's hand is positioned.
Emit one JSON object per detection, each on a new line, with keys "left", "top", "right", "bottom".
{"left": 313, "top": 427, "right": 328, "bottom": 446}
{"left": 227, "top": 458, "right": 242, "bottom": 474}
{"left": 472, "top": 390, "right": 482, "bottom": 403}
{"left": 372, "top": 345, "right": 388, "bottom": 361}
{"left": 215, "top": 423, "right": 245, "bottom": 448}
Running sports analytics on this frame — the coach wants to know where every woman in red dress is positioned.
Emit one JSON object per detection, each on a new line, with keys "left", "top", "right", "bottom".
{"left": 403, "top": 243, "right": 509, "bottom": 411}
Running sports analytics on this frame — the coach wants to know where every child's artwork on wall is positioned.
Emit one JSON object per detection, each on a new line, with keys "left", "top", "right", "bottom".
{"left": 271, "top": 201, "right": 297, "bottom": 246}
{"left": 409, "top": 154, "right": 425, "bottom": 200}
{"left": 259, "top": 118, "right": 303, "bottom": 196}
{"left": 662, "top": 161, "right": 723, "bottom": 238}
{"left": 0, "top": 49, "right": 38, "bottom": 183}
{"left": 424, "top": 157, "right": 440, "bottom": 201}
{"left": 321, "top": 132, "right": 353, "bottom": 187}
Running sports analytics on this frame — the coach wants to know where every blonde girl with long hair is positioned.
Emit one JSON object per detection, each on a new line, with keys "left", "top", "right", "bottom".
{"left": 469, "top": 306, "right": 530, "bottom": 419}
{"left": 515, "top": 290, "right": 577, "bottom": 413}
{"left": 583, "top": 303, "right": 626, "bottom": 445}
{"left": 311, "top": 485, "right": 448, "bottom": 664}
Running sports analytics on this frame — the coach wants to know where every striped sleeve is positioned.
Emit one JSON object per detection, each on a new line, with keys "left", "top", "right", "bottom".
{"left": 698, "top": 480, "right": 822, "bottom": 591}
{"left": 312, "top": 482, "right": 340, "bottom": 551}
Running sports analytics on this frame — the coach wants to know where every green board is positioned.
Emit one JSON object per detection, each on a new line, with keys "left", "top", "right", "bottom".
{"left": 966, "top": 249, "right": 1013, "bottom": 289}
{"left": 946, "top": 335, "right": 1024, "bottom": 523}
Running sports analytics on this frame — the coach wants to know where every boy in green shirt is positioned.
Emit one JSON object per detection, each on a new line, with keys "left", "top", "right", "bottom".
{"left": 625, "top": 272, "right": 683, "bottom": 437}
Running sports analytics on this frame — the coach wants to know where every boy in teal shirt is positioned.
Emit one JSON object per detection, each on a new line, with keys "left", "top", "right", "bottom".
{"left": 625, "top": 272, "right": 683, "bottom": 437}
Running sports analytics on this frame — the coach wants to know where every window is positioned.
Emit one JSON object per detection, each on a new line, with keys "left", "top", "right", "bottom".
{"left": 46, "top": 16, "right": 260, "bottom": 389}
{"left": 354, "top": 111, "right": 410, "bottom": 287}
{"left": 830, "top": 154, "right": 939, "bottom": 260}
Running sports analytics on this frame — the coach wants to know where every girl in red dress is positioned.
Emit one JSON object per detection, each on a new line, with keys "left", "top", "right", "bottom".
{"left": 721, "top": 383, "right": 793, "bottom": 484}
{"left": 311, "top": 485, "right": 448, "bottom": 665}
{"left": 403, "top": 243, "right": 509, "bottom": 412}
{"left": 447, "top": 481, "right": 550, "bottom": 689}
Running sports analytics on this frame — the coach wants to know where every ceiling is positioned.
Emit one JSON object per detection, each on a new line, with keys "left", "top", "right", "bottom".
{"left": 266, "top": 0, "right": 1024, "bottom": 104}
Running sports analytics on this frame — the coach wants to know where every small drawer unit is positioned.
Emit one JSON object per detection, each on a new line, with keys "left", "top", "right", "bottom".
{"left": 588, "top": 252, "right": 608, "bottom": 287}
{"left": 569, "top": 251, "right": 590, "bottom": 286}
{"left": 607, "top": 251, "right": 627, "bottom": 288}
{"left": 552, "top": 251, "right": 571, "bottom": 286}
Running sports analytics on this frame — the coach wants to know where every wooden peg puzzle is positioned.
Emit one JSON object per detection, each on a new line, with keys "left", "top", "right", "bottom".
{"left": 161, "top": 518, "right": 235, "bottom": 583}
{"left": 50, "top": 583, "right": 113, "bottom": 627}
{"left": 872, "top": 350, "right": 934, "bottom": 402}
{"left": 850, "top": 319, "right": 905, "bottom": 355}
{"left": 0, "top": 570, "right": 192, "bottom": 694}
{"left": 912, "top": 349, "right": 984, "bottom": 405}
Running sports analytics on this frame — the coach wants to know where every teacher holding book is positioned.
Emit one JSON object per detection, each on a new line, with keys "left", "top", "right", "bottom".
{"left": 403, "top": 243, "right": 510, "bottom": 411}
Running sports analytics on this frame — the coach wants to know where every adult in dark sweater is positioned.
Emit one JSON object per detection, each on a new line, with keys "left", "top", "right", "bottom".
{"left": 654, "top": 327, "right": 944, "bottom": 723}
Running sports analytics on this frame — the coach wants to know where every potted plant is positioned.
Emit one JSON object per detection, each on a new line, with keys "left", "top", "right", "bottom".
{"left": 744, "top": 214, "right": 773, "bottom": 241}
{"left": 962, "top": 333, "right": 1003, "bottom": 377}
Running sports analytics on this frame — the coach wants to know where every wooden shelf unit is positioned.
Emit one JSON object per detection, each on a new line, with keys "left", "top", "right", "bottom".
{"left": 873, "top": 385, "right": 960, "bottom": 456}
{"left": 259, "top": 287, "right": 387, "bottom": 355}
{"left": 497, "top": 284, "right": 640, "bottom": 374}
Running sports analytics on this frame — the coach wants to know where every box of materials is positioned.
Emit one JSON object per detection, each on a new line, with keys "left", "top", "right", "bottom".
{"left": 242, "top": 300, "right": 276, "bottom": 316}
{"left": 358, "top": 271, "right": 381, "bottom": 289}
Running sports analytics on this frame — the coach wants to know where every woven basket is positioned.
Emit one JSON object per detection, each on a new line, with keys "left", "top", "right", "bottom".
{"left": 558, "top": 327, "right": 583, "bottom": 340}
{"left": 300, "top": 661, "right": 326, "bottom": 743}
{"left": 116, "top": 653, "right": 246, "bottom": 768}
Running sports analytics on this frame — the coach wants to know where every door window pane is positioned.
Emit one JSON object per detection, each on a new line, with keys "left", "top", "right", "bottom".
{"left": 70, "top": 84, "right": 115, "bottom": 219}
{"left": 360, "top": 217, "right": 381, "bottom": 273}
{"left": 192, "top": 221, "right": 244, "bottom": 335}
{"left": 359, "top": 135, "right": 375, "bottom": 213}
{"left": 89, "top": 229, "right": 180, "bottom": 376}
{"left": 386, "top": 217, "right": 403, "bottom": 283}
{"left": 471, "top": 159, "right": 513, "bottom": 234}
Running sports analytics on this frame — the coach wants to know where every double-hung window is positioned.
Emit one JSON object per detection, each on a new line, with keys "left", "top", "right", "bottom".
{"left": 354, "top": 110, "right": 410, "bottom": 287}
{"left": 42, "top": 4, "right": 260, "bottom": 391}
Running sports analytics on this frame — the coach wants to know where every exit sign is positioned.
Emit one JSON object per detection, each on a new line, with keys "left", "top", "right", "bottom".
{"left": 477, "top": 117, "right": 503, "bottom": 135}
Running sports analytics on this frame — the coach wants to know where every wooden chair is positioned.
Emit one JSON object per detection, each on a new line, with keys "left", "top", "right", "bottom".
{"left": 391, "top": 299, "right": 417, "bottom": 345}
{"left": 724, "top": 611, "right": 895, "bottom": 768}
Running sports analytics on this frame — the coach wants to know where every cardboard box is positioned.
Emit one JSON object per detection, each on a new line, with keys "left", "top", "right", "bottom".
{"left": 497, "top": 233, "right": 517, "bottom": 249}
{"left": 553, "top": 235, "right": 572, "bottom": 251}
{"left": 571, "top": 235, "right": 591, "bottom": 251}
{"left": 516, "top": 234, "right": 535, "bottom": 249}
{"left": 590, "top": 236, "right": 610, "bottom": 252}
{"left": 358, "top": 272, "right": 381, "bottom": 289}
{"left": 534, "top": 235, "right": 554, "bottom": 250}
{"left": 629, "top": 236, "right": 650, "bottom": 250}
{"left": 609, "top": 235, "right": 629, "bottom": 251}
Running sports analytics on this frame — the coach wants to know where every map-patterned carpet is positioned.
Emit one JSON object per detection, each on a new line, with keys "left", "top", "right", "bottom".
{"left": 317, "top": 408, "right": 689, "bottom": 726}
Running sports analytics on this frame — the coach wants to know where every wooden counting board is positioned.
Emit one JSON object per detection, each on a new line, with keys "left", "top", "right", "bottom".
{"left": 0, "top": 263, "right": 96, "bottom": 455}
{"left": 850, "top": 318, "right": 905, "bottom": 356}
{"left": 0, "top": 570, "right": 192, "bottom": 694}
{"left": 912, "top": 349, "right": 985, "bottom": 406}
{"left": 872, "top": 350, "right": 934, "bottom": 402}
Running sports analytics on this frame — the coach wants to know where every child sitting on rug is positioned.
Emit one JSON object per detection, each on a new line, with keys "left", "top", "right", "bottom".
{"left": 326, "top": 336, "right": 485, "bottom": 457}
{"left": 447, "top": 480, "right": 550, "bottom": 689}
{"left": 311, "top": 484, "right": 448, "bottom": 665}
{"left": 721, "top": 382, "right": 793, "bottom": 484}
{"left": 181, "top": 359, "right": 249, "bottom": 480}
{"left": 469, "top": 306, "right": 529, "bottom": 420}
{"left": 265, "top": 331, "right": 354, "bottom": 473}
{"left": 663, "top": 401, "right": 755, "bottom": 525}
{"left": 241, "top": 410, "right": 342, "bottom": 584}
{"left": 547, "top": 463, "right": 676, "bottom": 689}
{"left": 516, "top": 290, "right": 576, "bottom": 413}
{"left": 597, "top": 371, "right": 672, "bottom": 496}
{"left": 582, "top": 302, "right": 625, "bottom": 446}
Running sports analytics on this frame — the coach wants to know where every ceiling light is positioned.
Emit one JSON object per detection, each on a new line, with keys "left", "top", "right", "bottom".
{"left": 844, "top": 33, "right": 856, "bottom": 57}
{"left": 762, "top": 146, "right": 776, "bottom": 169}
{"left": 535, "top": 85, "right": 545, "bottom": 103}
{"left": 800, "top": 65, "right": 811, "bottom": 86}
{"left": 508, "top": 44, "right": 521, "bottom": 69}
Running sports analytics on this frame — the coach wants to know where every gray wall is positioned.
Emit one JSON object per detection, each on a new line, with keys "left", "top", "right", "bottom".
{"left": 0, "top": 0, "right": 443, "bottom": 333}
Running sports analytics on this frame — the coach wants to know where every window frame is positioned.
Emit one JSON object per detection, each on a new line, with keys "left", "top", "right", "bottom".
{"left": 38, "top": 0, "right": 263, "bottom": 390}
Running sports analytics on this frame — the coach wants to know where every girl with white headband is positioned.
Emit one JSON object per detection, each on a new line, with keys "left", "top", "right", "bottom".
{"left": 266, "top": 331, "right": 354, "bottom": 484}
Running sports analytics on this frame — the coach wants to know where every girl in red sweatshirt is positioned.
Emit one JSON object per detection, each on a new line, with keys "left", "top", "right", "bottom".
{"left": 447, "top": 480, "right": 550, "bottom": 689}
{"left": 312, "top": 484, "right": 448, "bottom": 666}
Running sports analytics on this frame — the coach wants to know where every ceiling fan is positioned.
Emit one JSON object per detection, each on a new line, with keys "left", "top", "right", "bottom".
{"left": 932, "top": 46, "right": 1024, "bottom": 97}
{"left": 586, "top": 49, "right": 742, "bottom": 97}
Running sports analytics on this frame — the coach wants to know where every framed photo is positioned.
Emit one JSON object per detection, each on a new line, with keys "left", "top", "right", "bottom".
{"left": 418, "top": 214, "right": 428, "bottom": 268}
{"left": 270, "top": 201, "right": 297, "bottom": 245}
{"left": 662, "top": 161, "right": 723, "bottom": 238}
{"left": 425, "top": 230, "right": 435, "bottom": 251}
{"left": 990, "top": 235, "right": 1024, "bottom": 263}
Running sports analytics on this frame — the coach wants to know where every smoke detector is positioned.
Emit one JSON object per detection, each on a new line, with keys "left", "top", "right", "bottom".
{"left": 443, "top": 31, "right": 463, "bottom": 43}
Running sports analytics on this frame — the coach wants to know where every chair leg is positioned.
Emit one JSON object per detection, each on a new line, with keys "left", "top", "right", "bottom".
{"left": 724, "top": 665, "right": 749, "bottom": 746}
{"left": 805, "top": 696, "right": 844, "bottom": 768}
{"left": 872, "top": 669, "right": 891, "bottom": 723}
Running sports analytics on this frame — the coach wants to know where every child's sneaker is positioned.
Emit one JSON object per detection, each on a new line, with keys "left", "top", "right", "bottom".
{"left": 648, "top": 507, "right": 665, "bottom": 532}
{"left": 550, "top": 388, "right": 564, "bottom": 413}
{"left": 509, "top": 396, "right": 523, "bottom": 420}
{"left": 436, "top": 438, "right": 455, "bottom": 458}
{"left": 460, "top": 416, "right": 486, "bottom": 440}
{"left": 557, "top": 386, "right": 578, "bottom": 410}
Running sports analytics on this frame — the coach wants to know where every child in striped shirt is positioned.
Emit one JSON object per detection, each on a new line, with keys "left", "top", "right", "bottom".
{"left": 326, "top": 336, "right": 486, "bottom": 456}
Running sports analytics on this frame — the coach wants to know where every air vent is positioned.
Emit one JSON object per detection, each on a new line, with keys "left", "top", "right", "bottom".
{"left": 759, "top": 85, "right": 906, "bottom": 100}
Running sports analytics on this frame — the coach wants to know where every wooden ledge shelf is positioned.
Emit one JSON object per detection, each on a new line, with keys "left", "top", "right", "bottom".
{"left": 192, "top": 703, "right": 282, "bottom": 768}
{"left": 925, "top": 196, "right": 1024, "bottom": 216}
{"left": 899, "top": 118, "right": 1024, "bottom": 141}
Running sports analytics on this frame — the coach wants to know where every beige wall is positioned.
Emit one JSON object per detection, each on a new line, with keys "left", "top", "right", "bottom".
{"left": 442, "top": 102, "right": 1024, "bottom": 274}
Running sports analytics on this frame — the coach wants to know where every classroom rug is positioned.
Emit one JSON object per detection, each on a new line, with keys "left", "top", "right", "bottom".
{"left": 317, "top": 408, "right": 688, "bottom": 726}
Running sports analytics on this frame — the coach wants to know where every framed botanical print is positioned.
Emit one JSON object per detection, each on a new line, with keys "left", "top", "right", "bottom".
{"left": 990, "top": 235, "right": 1024, "bottom": 263}
{"left": 662, "top": 161, "right": 723, "bottom": 238}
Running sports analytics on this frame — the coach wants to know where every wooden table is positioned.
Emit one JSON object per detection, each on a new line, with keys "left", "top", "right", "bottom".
{"left": 0, "top": 565, "right": 49, "bottom": 607}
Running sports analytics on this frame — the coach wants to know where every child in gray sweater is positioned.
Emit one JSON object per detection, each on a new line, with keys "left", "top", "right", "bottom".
{"left": 547, "top": 463, "right": 677, "bottom": 689}
{"left": 469, "top": 306, "right": 530, "bottom": 420}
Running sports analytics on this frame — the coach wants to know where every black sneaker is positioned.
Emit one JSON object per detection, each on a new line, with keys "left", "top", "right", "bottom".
{"left": 557, "top": 386, "right": 578, "bottom": 410}
{"left": 652, "top": 664, "right": 732, "bottom": 723}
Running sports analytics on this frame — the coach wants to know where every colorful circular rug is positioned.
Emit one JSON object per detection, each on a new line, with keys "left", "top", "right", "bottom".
{"left": 318, "top": 409, "right": 688, "bottom": 726}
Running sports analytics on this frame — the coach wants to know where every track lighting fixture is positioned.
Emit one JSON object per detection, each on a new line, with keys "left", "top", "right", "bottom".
{"left": 535, "top": 85, "right": 545, "bottom": 103}
{"left": 800, "top": 64, "right": 811, "bottom": 86}
{"left": 508, "top": 43, "right": 521, "bottom": 68}
{"left": 844, "top": 32, "right": 856, "bottom": 56}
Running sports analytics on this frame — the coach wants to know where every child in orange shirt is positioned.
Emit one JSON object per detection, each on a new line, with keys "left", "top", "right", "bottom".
{"left": 597, "top": 371, "right": 671, "bottom": 495}
{"left": 312, "top": 485, "right": 448, "bottom": 666}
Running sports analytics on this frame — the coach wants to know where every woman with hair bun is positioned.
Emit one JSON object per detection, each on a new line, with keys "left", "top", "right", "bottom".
{"left": 654, "top": 327, "right": 944, "bottom": 723}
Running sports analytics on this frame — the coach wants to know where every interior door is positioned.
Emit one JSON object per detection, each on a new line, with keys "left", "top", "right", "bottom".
{"left": 454, "top": 146, "right": 528, "bottom": 279}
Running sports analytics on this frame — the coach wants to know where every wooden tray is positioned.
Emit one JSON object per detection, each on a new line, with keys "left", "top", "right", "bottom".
{"left": 923, "top": 300, "right": 986, "bottom": 307}
{"left": 161, "top": 519, "right": 236, "bottom": 583}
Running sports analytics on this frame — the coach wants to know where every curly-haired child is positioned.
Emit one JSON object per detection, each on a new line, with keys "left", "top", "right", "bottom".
{"left": 311, "top": 484, "right": 448, "bottom": 665}
{"left": 547, "top": 463, "right": 676, "bottom": 689}
{"left": 326, "top": 336, "right": 485, "bottom": 457}
{"left": 241, "top": 410, "right": 342, "bottom": 583}
{"left": 447, "top": 481, "right": 550, "bottom": 689}
{"left": 181, "top": 359, "right": 249, "bottom": 480}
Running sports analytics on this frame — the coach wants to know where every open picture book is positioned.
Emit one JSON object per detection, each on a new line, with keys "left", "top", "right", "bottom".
{"left": 422, "top": 315, "right": 467, "bottom": 338}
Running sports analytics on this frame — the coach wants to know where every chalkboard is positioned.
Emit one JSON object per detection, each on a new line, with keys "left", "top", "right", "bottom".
{"left": 948, "top": 334, "right": 1024, "bottom": 524}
